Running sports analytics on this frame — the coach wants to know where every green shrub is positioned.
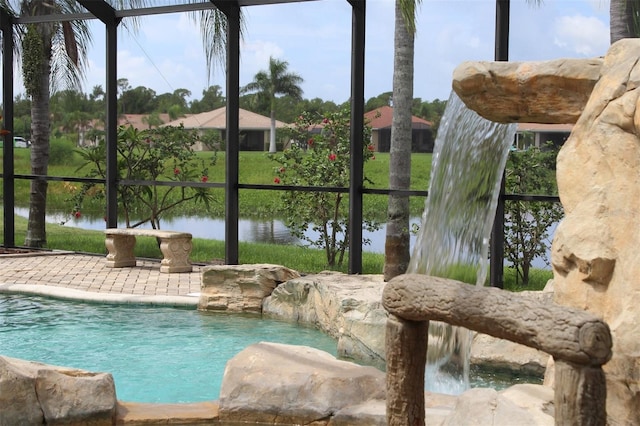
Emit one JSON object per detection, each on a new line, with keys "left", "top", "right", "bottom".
{"left": 49, "top": 137, "right": 76, "bottom": 165}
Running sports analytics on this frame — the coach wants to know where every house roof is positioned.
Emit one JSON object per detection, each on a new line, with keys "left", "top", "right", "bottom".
{"left": 364, "top": 105, "right": 432, "bottom": 129}
{"left": 516, "top": 123, "right": 574, "bottom": 133}
{"left": 163, "top": 107, "right": 288, "bottom": 130}
{"left": 118, "top": 113, "right": 174, "bottom": 130}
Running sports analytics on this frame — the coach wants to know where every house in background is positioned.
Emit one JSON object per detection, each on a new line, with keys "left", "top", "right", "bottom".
{"left": 515, "top": 123, "right": 573, "bottom": 150}
{"left": 163, "top": 107, "right": 288, "bottom": 151}
{"left": 119, "top": 113, "right": 174, "bottom": 130}
{"left": 365, "top": 105, "right": 434, "bottom": 153}
{"left": 80, "top": 113, "right": 177, "bottom": 147}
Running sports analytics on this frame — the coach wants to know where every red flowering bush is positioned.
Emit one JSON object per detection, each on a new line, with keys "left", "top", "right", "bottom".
{"left": 268, "top": 107, "right": 377, "bottom": 267}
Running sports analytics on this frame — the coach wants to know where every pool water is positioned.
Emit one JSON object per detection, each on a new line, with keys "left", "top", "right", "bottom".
{"left": 0, "top": 294, "right": 338, "bottom": 403}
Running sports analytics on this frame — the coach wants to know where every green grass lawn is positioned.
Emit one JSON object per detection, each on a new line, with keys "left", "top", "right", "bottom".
{"left": 2, "top": 149, "right": 431, "bottom": 220}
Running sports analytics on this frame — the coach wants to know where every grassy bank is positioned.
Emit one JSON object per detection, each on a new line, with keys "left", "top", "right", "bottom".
{"left": 3, "top": 149, "right": 431, "bottom": 220}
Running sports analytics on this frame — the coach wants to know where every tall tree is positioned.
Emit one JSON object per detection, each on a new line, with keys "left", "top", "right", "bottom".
{"left": 384, "top": 0, "right": 421, "bottom": 281}
{"left": 120, "top": 86, "right": 158, "bottom": 114}
{"left": 365, "top": 91, "right": 393, "bottom": 111}
{"left": 241, "top": 56, "right": 303, "bottom": 153}
{"left": 0, "top": 0, "right": 236, "bottom": 247}
{"left": 190, "top": 85, "right": 225, "bottom": 113}
{"left": 610, "top": 0, "right": 640, "bottom": 43}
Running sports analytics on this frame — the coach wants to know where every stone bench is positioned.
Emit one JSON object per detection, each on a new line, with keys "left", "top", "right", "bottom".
{"left": 104, "top": 228, "right": 193, "bottom": 273}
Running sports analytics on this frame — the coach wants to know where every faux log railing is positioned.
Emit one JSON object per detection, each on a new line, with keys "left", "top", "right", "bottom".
{"left": 382, "top": 274, "right": 613, "bottom": 426}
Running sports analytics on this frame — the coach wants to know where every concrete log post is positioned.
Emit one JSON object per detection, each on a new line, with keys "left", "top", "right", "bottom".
{"left": 382, "top": 274, "right": 613, "bottom": 425}
{"left": 554, "top": 360, "right": 607, "bottom": 426}
{"left": 385, "top": 314, "right": 428, "bottom": 426}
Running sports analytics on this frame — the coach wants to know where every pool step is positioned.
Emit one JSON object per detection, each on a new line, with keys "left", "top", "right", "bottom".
{"left": 116, "top": 401, "right": 219, "bottom": 425}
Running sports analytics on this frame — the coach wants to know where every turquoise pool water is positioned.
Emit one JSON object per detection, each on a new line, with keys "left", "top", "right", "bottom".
{"left": 0, "top": 294, "right": 338, "bottom": 403}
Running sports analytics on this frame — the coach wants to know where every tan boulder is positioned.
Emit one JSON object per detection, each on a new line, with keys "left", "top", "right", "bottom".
{"left": 262, "top": 271, "right": 388, "bottom": 367}
{"left": 440, "top": 386, "right": 553, "bottom": 426}
{"left": 218, "top": 342, "right": 386, "bottom": 425}
{"left": 198, "top": 263, "right": 299, "bottom": 313}
{"left": 452, "top": 58, "right": 602, "bottom": 124}
{"left": 470, "top": 333, "right": 548, "bottom": 377}
{"left": 0, "top": 356, "right": 116, "bottom": 425}
{"left": 551, "top": 38, "right": 640, "bottom": 425}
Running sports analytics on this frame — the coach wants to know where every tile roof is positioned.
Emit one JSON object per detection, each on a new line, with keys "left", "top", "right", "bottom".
{"left": 118, "top": 113, "right": 174, "bottom": 130}
{"left": 163, "top": 107, "right": 288, "bottom": 130}
{"left": 364, "top": 105, "right": 432, "bottom": 129}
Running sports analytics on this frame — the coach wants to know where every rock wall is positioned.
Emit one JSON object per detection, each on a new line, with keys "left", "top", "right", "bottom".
{"left": 551, "top": 38, "right": 640, "bottom": 425}
{"left": 261, "top": 271, "right": 549, "bottom": 374}
{"left": 198, "top": 263, "right": 299, "bottom": 313}
{"left": 262, "top": 271, "right": 388, "bottom": 368}
{"left": 453, "top": 38, "right": 640, "bottom": 425}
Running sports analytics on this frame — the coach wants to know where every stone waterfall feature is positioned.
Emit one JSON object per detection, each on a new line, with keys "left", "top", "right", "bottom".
{"left": 453, "top": 38, "right": 640, "bottom": 425}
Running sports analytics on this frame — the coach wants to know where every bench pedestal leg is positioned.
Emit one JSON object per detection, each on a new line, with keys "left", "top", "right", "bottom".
{"left": 159, "top": 237, "right": 193, "bottom": 273}
{"left": 105, "top": 234, "right": 137, "bottom": 268}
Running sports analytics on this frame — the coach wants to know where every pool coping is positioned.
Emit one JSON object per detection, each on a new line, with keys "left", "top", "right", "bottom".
{"left": 0, "top": 283, "right": 199, "bottom": 307}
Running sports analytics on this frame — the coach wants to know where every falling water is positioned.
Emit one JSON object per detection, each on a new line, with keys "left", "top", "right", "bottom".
{"left": 408, "top": 91, "right": 517, "bottom": 393}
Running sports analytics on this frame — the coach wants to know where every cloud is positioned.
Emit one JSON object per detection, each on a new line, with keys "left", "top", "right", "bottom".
{"left": 240, "top": 40, "right": 285, "bottom": 78}
{"left": 553, "top": 15, "right": 610, "bottom": 56}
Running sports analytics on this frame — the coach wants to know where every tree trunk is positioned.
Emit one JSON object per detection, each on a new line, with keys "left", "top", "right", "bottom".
{"left": 269, "top": 109, "right": 277, "bottom": 153}
{"left": 610, "top": 0, "right": 636, "bottom": 43}
{"left": 384, "top": 0, "right": 415, "bottom": 281}
{"left": 24, "top": 34, "right": 52, "bottom": 248}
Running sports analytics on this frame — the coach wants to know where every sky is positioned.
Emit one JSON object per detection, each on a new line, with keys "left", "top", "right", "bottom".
{"left": 16, "top": 0, "right": 612, "bottom": 104}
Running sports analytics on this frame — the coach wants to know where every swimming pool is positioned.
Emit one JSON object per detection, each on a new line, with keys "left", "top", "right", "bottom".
{"left": 0, "top": 294, "right": 338, "bottom": 403}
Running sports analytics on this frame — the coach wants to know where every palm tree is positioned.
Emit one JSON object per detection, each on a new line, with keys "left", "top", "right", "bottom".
{"left": 0, "top": 0, "right": 233, "bottom": 247}
{"left": 610, "top": 0, "right": 640, "bottom": 43}
{"left": 383, "top": 0, "right": 421, "bottom": 281}
{"left": 241, "top": 56, "right": 303, "bottom": 153}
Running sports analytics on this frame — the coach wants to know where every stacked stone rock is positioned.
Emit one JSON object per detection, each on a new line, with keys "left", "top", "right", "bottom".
{"left": 453, "top": 38, "right": 640, "bottom": 425}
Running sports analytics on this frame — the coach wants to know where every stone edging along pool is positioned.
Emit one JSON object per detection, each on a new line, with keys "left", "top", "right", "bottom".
{"left": 0, "top": 283, "right": 199, "bottom": 307}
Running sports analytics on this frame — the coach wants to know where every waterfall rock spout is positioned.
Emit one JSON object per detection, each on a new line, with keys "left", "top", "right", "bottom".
{"left": 450, "top": 38, "right": 640, "bottom": 425}
{"left": 452, "top": 58, "right": 602, "bottom": 124}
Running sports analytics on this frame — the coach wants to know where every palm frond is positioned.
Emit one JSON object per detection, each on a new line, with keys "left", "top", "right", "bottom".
{"left": 397, "top": 0, "right": 422, "bottom": 34}
{"left": 194, "top": 5, "right": 245, "bottom": 84}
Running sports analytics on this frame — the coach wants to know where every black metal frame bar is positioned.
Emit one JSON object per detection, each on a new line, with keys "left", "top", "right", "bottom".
{"left": 348, "top": 0, "right": 366, "bottom": 274}
{"left": 490, "top": 0, "right": 511, "bottom": 288}
{"left": 1, "top": 8, "right": 14, "bottom": 247}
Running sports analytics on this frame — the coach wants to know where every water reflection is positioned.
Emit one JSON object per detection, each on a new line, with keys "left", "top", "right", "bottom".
{"left": 12, "top": 207, "right": 553, "bottom": 266}
{"left": 13, "top": 207, "right": 420, "bottom": 255}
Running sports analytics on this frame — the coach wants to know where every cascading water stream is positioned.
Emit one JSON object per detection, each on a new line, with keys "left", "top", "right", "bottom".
{"left": 408, "top": 91, "right": 517, "bottom": 394}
